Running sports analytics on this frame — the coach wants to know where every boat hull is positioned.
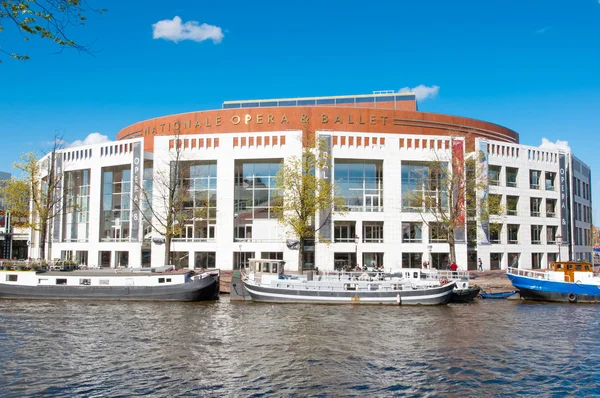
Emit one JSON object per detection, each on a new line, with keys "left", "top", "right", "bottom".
{"left": 0, "top": 274, "right": 220, "bottom": 302}
{"left": 242, "top": 280, "right": 454, "bottom": 305}
{"left": 507, "top": 274, "right": 600, "bottom": 303}
{"left": 450, "top": 287, "right": 481, "bottom": 303}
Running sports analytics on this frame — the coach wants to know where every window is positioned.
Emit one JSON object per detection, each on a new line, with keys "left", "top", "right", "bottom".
{"left": 509, "top": 253, "right": 520, "bottom": 268}
{"left": 79, "top": 278, "right": 91, "bottom": 286}
{"left": 235, "top": 225, "right": 252, "bottom": 241}
{"left": 363, "top": 222, "right": 383, "bottom": 243}
{"left": 545, "top": 172, "right": 556, "bottom": 191}
{"left": 531, "top": 225, "right": 543, "bottom": 244}
{"left": 6, "top": 274, "right": 17, "bottom": 282}
{"left": 530, "top": 170, "right": 541, "bottom": 189}
{"left": 506, "top": 167, "right": 518, "bottom": 187}
{"left": 488, "top": 165, "right": 501, "bottom": 186}
{"left": 508, "top": 224, "right": 519, "bottom": 244}
{"left": 490, "top": 223, "right": 502, "bottom": 244}
{"left": 531, "top": 253, "right": 542, "bottom": 269}
{"left": 159, "top": 278, "right": 165, "bottom": 283}
{"left": 547, "top": 225, "right": 557, "bottom": 244}
{"left": 507, "top": 196, "right": 518, "bottom": 216}
{"left": 334, "top": 222, "right": 356, "bottom": 242}
{"left": 63, "top": 169, "right": 90, "bottom": 242}
{"left": 234, "top": 160, "right": 282, "bottom": 220}
{"left": 429, "top": 223, "right": 448, "bottom": 243}
{"left": 56, "top": 279, "right": 67, "bottom": 285}
{"left": 546, "top": 199, "right": 556, "bottom": 217}
{"left": 402, "top": 222, "right": 422, "bottom": 243}
{"left": 335, "top": 159, "right": 383, "bottom": 212}
{"left": 100, "top": 166, "right": 132, "bottom": 241}
{"left": 530, "top": 197, "right": 542, "bottom": 217}
{"left": 490, "top": 253, "right": 502, "bottom": 270}
{"left": 401, "top": 252, "right": 422, "bottom": 268}
{"left": 195, "top": 252, "right": 216, "bottom": 269}
{"left": 489, "top": 194, "right": 502, "bottom": 215}
{"left": 401, "top": 161, "right": 447, "bottom": 212}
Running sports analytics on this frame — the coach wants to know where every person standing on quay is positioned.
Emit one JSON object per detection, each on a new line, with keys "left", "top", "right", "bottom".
{"left": 477, "top": 258, "right": 483, "bottom": 272}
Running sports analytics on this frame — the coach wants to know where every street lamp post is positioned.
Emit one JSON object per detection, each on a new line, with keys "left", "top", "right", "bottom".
{"left": 427, "top": 245, "right": 433, "bottom": 269}
{"left": 354, "top": 234, "right": 359, "bottom": 268}
{"left": 555, "top": 233, "right": 562, "bottom": 262}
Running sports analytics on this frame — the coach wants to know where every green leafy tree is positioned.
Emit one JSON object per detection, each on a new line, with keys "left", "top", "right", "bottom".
{"left": 0, "top": 0, "right": 106, "bottom": 63}
{"left": 0, "top": 177, "right": 29, "bottom": 227}
{"left": 273, "top": 130, "right": 347, "bottom": 274}
{"left": 404, "top": 142, "right": 504, "bottom": 266}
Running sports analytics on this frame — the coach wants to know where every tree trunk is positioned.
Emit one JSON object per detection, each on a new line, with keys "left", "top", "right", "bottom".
{"left": 164, "top": 235, "right": 172, "bottom": 267}
{"left": 40, "top": 219, "right": 47, "bottom": 260}
{"left": 297, "top": 240, "right": 304, "bottom": 274}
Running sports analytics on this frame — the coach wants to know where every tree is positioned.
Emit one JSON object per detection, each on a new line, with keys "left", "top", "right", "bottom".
{"left": 0, "top": 177, "right": 29, "bottom": 227}
{"left": 137, "top": 135, "right": 198, "bottom": 267}
{"left": 403, "top": 139, "right": 503, "bottom": 266}
{"left": 0, "top": 0, "right": 106, "bottom": 63}
{"left": 273, "top": 129, "right": 347, "bottom": 274}
{"left": 10, "top": 136, "right": 64, "bottom": 260}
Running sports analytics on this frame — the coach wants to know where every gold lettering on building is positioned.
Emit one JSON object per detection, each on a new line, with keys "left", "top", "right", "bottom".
{"left": 347, "top": 115, "right": 354, "bottom": 124}
{"left": 370, "top": 115, "right": 376, "bottom": 125}
{"left": 205, "top": 118, "right": 211, "bottom": 127}
{"left": 245, "top": 114, "right": 252, "bottom": 124}
{"left": 380, "top": 116, "right": 388, "bottom": 126}
{"left": 144, "top": 127, "right": 150, "bottom": 135}
{"left": 256, "top": 114, "right": 263, "bottom": 124}
{"left": 152, "top": 127, "right": 157, "bottom": 134}
{"left": 322, "top": 114, "right": 329, "bottom": 123}
{"left": 359, "top": 115, "right": 365, "bottom": 125}
{"left": 268, "top": 114, "right": 275, "bottom": 124}
{"left": 281, "top": 114, "right": 288, "bottom": 123}
{"left": 195, "top": 119, "right": 201, "bottom": 128}
{"left": 216, "top": 116, "right": 222, "bottom": 126}
{"left": 301, "top": 114, "right": 309, "bottom": 123}
{"left": 231, "top": 115, "right": 241, "bottom": 125}
{"left": 160, "top": 123, "right": 166, "bottom": 132}
{"left": 184, "top": 120, "right": 191, "bottom": 129}
{"left": 334, "top": 115, "right": 342, "bottom": 124}
{"left": 173, "top": 121, "right": 180, "bottom": 131}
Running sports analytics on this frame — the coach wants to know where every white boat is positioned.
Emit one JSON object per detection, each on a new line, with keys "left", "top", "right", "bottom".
{"left": 392, "top": 268, "right": 481, "bottom": 302}
{"left": 236, "top": 259, "right": 455, "bottom": 305}
{"left": 0, "top": 266, "right": 220, "bottom": 301}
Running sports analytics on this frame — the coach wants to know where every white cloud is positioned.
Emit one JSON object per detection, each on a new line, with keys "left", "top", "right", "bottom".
{"left": 398, "top": 85, "right": 440, "bottom": 101}
{"left": 539, "top": 138, "right": 571, "bottom": 152}
{"left": 536, "top": 27, "right": 550, "bottom": 34}
{"left": 68, "top": 132, "right": 110, "bottom": 148}
{"left": 152, "top": 16, "right": 224, "bottom": 44}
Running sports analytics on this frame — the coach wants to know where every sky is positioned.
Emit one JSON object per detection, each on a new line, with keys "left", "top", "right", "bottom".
{"left": 1, "top": 0, "right": 599, "bottom": 220}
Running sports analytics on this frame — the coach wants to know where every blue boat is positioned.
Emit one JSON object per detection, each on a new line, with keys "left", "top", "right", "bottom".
{"left": 506, "top": 261, "right": 600, "bottom": 303}
{"left": 479, "top": 290, "right": 516, "bottom": 299}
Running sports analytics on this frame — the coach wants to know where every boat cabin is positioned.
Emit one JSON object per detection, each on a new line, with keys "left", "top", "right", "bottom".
{"left": 550, "top": 261, "right": 593, "bottom": 283}
{"left": 247, "top": 259, "right": 288, "bottom": 284}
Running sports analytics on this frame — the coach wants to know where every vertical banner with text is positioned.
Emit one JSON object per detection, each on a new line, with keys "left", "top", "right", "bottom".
{"left": 131, "top": 142, "right": 142, "bottom": 241}
{"left": 52, "top": 155, "right": 62, "bottom": 242}
{"left": 477, "top": 141, "right": 490, "bottom": 244}
{"left": 559, "top": 153, "right": 569, "bottom": 243}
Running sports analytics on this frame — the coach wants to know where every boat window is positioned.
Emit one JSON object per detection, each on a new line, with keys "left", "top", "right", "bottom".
{"left": 413, "top": 272, "right": 419, "bottom": 279}
{"left": 257, "top": 264, "right": 262, "bottom": 272}
{"left": 6, "top": 274, "right": 18, "bottom": 282}
{"left": 567, "top": 265, "right": 573, "bottom": 270}
{"left": 166, "top": 278, "right": 171, "bottom": 283}
{"left": 99, "top": 279, "right": 109, "bottom": 285}
{"left": 79, "top": 278, "right": 91, "bottom": 286}
{"left": 159, "top": 278, "right": 165, "bottom": 283}
{"left": 56, "top": 279, "right": 67, "bottom": 285}
{"left": 369, "top": 284, "right": 380, "bottom": 291}
{"left": 272, "top": 264, "right": 278, "bottom": 274}
{"left": 344, "top": 284, "right": 357, "bottom": 291}
{"left": 391, "top": 284, "right": 402, "bottom": 290}
{"left": 585, "top": 265, "right": 591, "bottom": 271}
{"left": 556, "top": 264, "right": 563, "bottom": 270}
{"left": 576, "top": 265, "right": 582, "bottom": 271}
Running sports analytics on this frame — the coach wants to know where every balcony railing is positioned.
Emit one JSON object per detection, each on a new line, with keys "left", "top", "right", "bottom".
{"left": 530, "top": 211, "right": 541, "bottom": 217}
{"left": 530, "top": 183, "right": 540, "bottom": 190}
{"left": 508, "top": 239, "right": 519, "bottom": 244}
{"left": 507, "top": 209, "right": 518, "bottom": 216}
{"left": 546, "top": 211, "right": 556, "bottom": 217}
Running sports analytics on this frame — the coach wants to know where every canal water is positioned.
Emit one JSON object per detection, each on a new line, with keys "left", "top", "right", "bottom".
{"left": 1, "top": 298, "right": 599, "bottom": 397}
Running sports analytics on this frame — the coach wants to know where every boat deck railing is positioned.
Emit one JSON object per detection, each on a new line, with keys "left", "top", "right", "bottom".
{"left": 507, "top": 267, "right": 551, "bottom": 280}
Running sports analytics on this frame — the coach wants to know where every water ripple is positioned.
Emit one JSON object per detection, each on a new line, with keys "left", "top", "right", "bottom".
{"left": 1, "top": 299, "right": 599, "bottom": 396}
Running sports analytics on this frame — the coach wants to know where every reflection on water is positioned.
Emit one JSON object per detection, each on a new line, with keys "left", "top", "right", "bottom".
{"left": 1, "top": 299, "right": 599, "bottom": 397}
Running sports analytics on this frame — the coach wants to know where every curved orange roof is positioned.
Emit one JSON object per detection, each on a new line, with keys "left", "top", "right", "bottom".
{"left": 117, "top": 107, "right": 518, "bottom": 152}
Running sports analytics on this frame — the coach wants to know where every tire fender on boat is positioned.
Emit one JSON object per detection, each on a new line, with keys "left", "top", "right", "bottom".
{"left": 568, "top": 292, "right": 577, "bottom": 303}
{"left": 440, "top": 277, "right": 449, "bottom": 285}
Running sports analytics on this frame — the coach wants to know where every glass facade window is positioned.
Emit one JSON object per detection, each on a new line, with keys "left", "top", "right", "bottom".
{"left": 261, "top": 252, "right": 283, "bottom": 260}
{"left": 506, "top": 167, "right": 518, "bottom": 187}
{"left": 531, "top": 253, "right": 542, "bottom": 269}
{"left": 178, "top": 161, "right": 218, "bottom": 241}
{"left": 363, "top": 253, "right": 383, "bottom": 268}
{"left": 490, "top": 223, "right": 502, "bottom": 244}
{"left": 334, "top": 159, "right": 383, "bottom": 212}
{"left": 507, "top": 196, "right": 518, "bottom": 216}
{"left": 530, "top": 170, "right": 541, "bottom": 189}
{"left": 545, "top": 172, "right": 556, "bottom": 191}
{"left": 429, "top": 223, "right": 447, "bottom": 243}
{"left": 431, "top": 253, "right": 449, "bottom": 270}
{"left": 195, "top": 252, "right": 216, "bottom": 269}
{"left": 233, "top": 251, "right": 255, "bottom": 270}
{"left": 62, "top": 169, "right": 90, "bottom": 242}
{"left": 488, "top": 165, "right": 501, "bottom": 186}
{"left": 402, "top": 252, "right": 422, "bottom": 268}
{"left": 234, "top": 161, "right": 282, "bottom": 226}
{"left": 402, "top": 222, "right": 422, "bottom": 243}
{"left": 334, "top": 222, "right": 356, "bottom": 242}
{"left": 363, "top": 222, "right": 383, "bottom": 243}
{"left": 531, "top": 225, "right": 543, "bottom": 244}
{"left": 101, "top": 166, "right": 131, "bottom": 241}
{"left": 530, "top": 197, "right": 542, "bottom": 217}
{"left": 401, "top": 161, "right": 447, "bottom": 212}
{"left": 508, "top": 224, "right": 519, "bottom": 244}
{"left": 547, "top": 225, "right": 557, "bottom": 244}
{"left": 509, "top": 253, "right": 520, "bottom": 268}
{"left": 490, "top": 253, "right": 502, "bottom": 270}
{"left": 546, "top": 199, "right": 556, "bottom": 217}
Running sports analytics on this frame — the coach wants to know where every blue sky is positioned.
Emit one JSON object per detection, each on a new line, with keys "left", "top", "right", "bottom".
{"left": 1, "top": 0, "right": 599, "bottom": 220}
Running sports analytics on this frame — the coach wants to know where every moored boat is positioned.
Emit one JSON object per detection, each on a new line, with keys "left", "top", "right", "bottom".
{"left": 0, "top": 266, "right": 220, "bottom": 301}
{"left": 393, "top": 268, "right": 480, "bottom": 303}
{"left": 239, "top": 259, "right": 455, "bottom": 305}
{"left": 506, "top": 261, "right": 600, "bottom": 303}
{"left": 479, "top": 290, "right": 516, "bottom": 299}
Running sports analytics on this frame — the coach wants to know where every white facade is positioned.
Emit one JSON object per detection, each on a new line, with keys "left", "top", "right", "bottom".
{"left": 35, "top": 130, "right": 593, "bottom": 271}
